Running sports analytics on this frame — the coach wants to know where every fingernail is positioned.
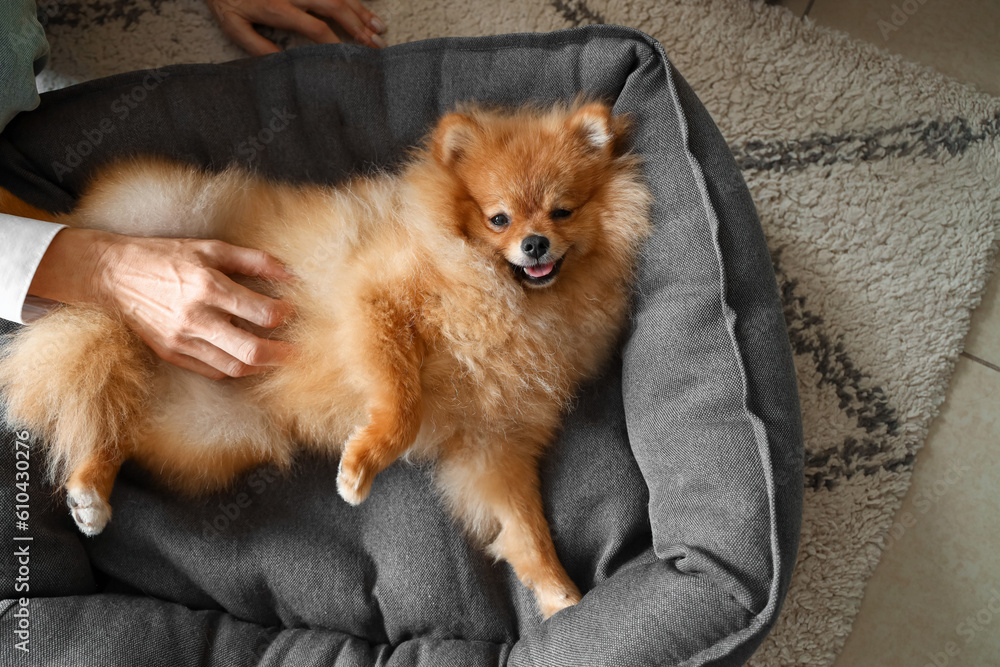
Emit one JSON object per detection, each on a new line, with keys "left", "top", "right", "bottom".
{"left": 369, "top": 17, "right": 386, "bottom": 33}
{"left": 370, "top": 33, "right": 387, "bottom": 49}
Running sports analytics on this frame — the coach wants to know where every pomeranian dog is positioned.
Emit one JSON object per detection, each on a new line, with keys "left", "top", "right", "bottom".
{"left": 0, "top": 99, "right": 650, "bottom": 618}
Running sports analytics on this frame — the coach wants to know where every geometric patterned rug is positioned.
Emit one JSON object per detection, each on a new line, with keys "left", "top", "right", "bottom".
{"left": 31, "top": 0, "right": 1000, "bottom": 663}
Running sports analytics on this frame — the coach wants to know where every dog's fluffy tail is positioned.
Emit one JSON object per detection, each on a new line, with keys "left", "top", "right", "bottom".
{"left": 0, "top": 306, "right": 154, "bottom": 484}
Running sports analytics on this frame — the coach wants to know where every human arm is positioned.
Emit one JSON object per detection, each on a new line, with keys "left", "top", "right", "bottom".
{"left": 0, "top": 214, "right": 67, "bottom": 325}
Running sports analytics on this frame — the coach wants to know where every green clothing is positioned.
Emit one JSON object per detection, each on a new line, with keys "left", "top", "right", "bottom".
{"left": 0, "top": 0, "right": 49, "bottom": 132}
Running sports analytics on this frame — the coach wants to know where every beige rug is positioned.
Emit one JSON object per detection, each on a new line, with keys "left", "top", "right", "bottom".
{"left": 31, "top": 0, "right": 1000, "bottom": 663}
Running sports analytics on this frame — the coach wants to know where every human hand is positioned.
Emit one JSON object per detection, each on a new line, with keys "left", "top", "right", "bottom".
{"left": 205, "top": 0, "right": 387, "bottom": 55}
{"left": 30, "top": 228, "right": 298, "bottom": 380}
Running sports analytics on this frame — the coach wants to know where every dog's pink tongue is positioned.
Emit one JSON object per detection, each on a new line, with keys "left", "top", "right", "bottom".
{"left": 525, "top": 262, "right": 555, "bottom": 278}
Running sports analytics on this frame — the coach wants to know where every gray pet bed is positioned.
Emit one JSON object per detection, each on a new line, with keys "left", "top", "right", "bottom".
{"left": 0, "top": 25, "right": 803, "bottom": 666}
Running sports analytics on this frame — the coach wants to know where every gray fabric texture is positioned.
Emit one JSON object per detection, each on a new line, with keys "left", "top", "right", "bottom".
{"left": 0, "top": 26, "right": 803, "bottom": 666}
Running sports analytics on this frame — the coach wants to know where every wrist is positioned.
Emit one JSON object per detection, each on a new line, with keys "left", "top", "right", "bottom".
{"left": 28, "top": 227, "right": 120, "bottom": 306}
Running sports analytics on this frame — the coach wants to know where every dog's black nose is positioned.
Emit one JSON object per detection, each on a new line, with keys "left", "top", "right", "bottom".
{"left": 521, "top": 235, "right": 550, "bottom": 259}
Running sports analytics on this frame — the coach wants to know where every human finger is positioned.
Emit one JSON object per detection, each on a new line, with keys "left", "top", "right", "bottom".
{"left": 294, "top": 0, "right": 384, "bottom": 47}
{"left": 147, "top": 339, "right": 228, "bottom": 380}
{"left": 198, "top": 320, "right": 297, "bottom": 370}
{"left": 343, "top": 0, "right": 386, "bottom": 34}
{"left": 200, "top": 269, "right": 295, "bottom": 329}
{"left": 258, "top": 2, "right": 342, "bottom": 45}
{"left": 216, "top": 9, "right": 282, "bottom": 55}
{"left": 198, "top": 240, "right": 298, "bottom": 284}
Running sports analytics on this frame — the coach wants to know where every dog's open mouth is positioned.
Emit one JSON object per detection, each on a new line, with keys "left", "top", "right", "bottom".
{"left": 509, "top": 257, "right": 565, "bottom": 287}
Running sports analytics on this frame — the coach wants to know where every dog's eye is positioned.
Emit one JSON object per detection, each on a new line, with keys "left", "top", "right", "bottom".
{"left": 490, "top": 213, "right": 510, "bottom": 228}
{"left": 550, "top": 208, "right": 572, "bottom": 220}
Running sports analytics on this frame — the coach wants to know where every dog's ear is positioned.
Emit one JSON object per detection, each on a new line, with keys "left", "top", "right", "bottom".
{"left": 432, "top": 113, "right": 480, "bottom": 167}
{"left": 566, "top": 102, "right": 615, "bottom": 153}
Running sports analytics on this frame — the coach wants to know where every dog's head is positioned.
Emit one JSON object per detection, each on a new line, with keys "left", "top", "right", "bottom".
{"left": 429, "top": 100, "right": 634, "bottom": 289}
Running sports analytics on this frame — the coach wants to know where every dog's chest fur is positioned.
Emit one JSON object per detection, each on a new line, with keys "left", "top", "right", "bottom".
{"left": 412, "top": 253, "right": 625, "bottom": 437}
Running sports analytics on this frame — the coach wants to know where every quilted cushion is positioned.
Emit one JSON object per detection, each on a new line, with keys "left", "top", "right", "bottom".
{"left": 0, "top": 25, "right": 803, "bottom": 666}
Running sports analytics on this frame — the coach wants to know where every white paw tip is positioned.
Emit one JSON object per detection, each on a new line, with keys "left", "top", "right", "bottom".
{"left": 336, "top": 471, "right": 366, "bottom": 506}
{"left": 337, "top": 486, "right": 363, "bottom": 506}
{"left": 336, "top": 455, "right": 370, "bottom": 505}
{"left": 66, "top": 488, "right": 111, "bottom": 536}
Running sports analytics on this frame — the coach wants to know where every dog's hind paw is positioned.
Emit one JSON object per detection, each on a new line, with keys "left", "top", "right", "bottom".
{"left": 336, "top": 451, "right": 374, "bottom": 506}
{"left": 66, "top": 487, "right": 111, "bottom": 536}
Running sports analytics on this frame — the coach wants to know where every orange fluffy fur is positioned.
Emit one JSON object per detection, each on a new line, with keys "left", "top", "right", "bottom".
{"left": 0, "top": 100, "right": 651, "bottom": 618}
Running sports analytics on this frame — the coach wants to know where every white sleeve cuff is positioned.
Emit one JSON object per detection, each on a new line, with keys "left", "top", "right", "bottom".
{"left": 0, "top": 213, "right": 68, "bottom": 324}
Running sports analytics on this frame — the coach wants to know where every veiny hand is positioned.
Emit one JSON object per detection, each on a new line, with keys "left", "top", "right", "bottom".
{"left": 205, "top": 0, "right": 387, "bottom": 55}
{"left": 30, "top": 228, "right": 298, "bottom": 380}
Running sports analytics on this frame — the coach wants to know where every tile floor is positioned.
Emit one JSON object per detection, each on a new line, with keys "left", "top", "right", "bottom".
{"left": 775, "top": 1, "right": 1000, "bottom": 665}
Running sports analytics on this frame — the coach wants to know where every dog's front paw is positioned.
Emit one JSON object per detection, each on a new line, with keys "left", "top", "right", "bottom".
{"left": 337, "top": 448, "right": 375, "bottom": 506}
{"left": 537, "top": 584, "right": 582, "bottom": 620}
{"left": 66, "top": 487, "right": 111, "bottom": 536}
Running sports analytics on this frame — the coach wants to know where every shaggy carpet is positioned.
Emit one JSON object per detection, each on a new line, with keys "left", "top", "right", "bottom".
{"left": 30, "top": 0, "right": 1000, "bottom": 663}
